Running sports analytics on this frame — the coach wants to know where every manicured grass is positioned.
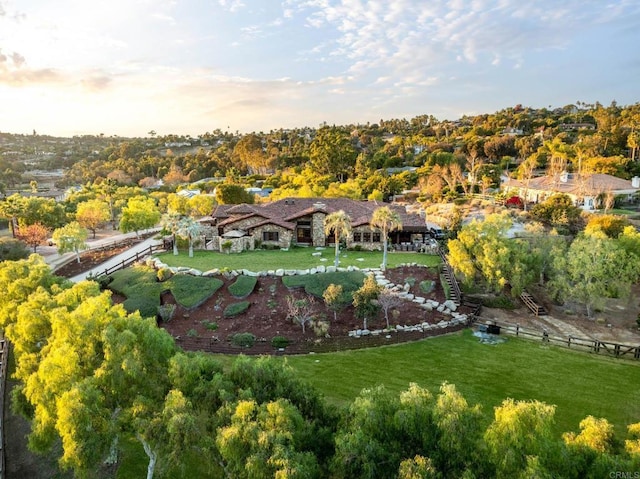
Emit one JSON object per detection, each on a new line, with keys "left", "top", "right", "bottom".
{"left": 595, "top": 208, "right": 640, "bottom": 217}
{"left": 224, "top": 300, "right": 251, "bottom": 317}
{"left": 282, "top": 270, "right": 365, "bottom": 297}
{"left": 156, "top": 247, "right": 441, "bottom": 272}
{"left": 108, "top": 265, "right": 223, "bottom": 317}
{"left": 228, "top": 275, "right": 258, "bottom": 298}
{"left": 284, "top": 329, "right": 640, "bottom": 436}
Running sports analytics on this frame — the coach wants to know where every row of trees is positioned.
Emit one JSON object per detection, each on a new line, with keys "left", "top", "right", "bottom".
{"left": 2, "top": 256, "right": 640, "bottom": 478}
{"left": 447, "top": 206, "right": 640, "bottom": 316}
{"left": 0, "top": 182, "right": 221, "bottom": 259}
{"left": 1, "top": 101, "right": 631, "bottom": 207}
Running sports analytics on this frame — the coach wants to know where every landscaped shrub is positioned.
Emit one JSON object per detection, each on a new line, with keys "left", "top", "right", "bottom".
{"left": 124, "top": 295, "right": 159, "bottom": 319}
{"left": 203, "top": 320, "right": 218, "bottom": 331}
{"left": 311, "top": 319, "right": 330, "bottom": 337}
{"left": 157, "top": 267, "right": 173, "bottom": 282}
{"left": 482, "top": 295, "right": 516, "bottom": 309}
{"left": 187, "top": 328, "right": 198, "bottom": 337}
{"left": 0, "top": 237, "right": 29, "bottom": 261}
{"left": 157, "top": 303, "right": 176, "bottom": 322}
{"left": 439, "top": 274, "right": 451, "bottom": 300}
{"left": 231, "top": 332, "right": 256, "bottom": 348}
{"left": 228, "top": 275, "right": 258, "bottom": 298}
{"left": 271, "top": 336, "right": 290, "bottom": 348}
{"left": 419, "top": 280, "right": 435, "bottom": 294}
{"left": 224, "top": 301, "right": 250, "bottom": 317}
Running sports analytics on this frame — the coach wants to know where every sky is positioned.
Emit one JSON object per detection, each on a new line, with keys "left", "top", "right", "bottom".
{"left": 1, "top": 0, "right": 639, "bottom": 138}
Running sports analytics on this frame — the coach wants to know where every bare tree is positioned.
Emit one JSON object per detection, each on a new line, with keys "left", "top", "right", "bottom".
{"left": 286, "top": 296, "right": 316, "bottom": 334}
{"left": 377, "top": 289, "right": 404, "bottom": 329}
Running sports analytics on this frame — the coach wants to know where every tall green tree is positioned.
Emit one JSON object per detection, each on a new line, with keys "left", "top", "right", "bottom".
{"left": 216, "top": 399, "right": 321, "bottom": 479}
{"left": 370, "top": 206, "right": 403, "bottom": 271}
{"left": 548, "top": 231, "right": 640, "bottom": 317}
{"left": 309, "top": 127, "right": 358, "bottom": 182}
{"left": 323, "top": 210, "right": 352, "bottom": 268}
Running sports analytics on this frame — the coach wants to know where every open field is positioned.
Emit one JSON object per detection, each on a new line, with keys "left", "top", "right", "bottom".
{"left": 284, "top": 329, "right": 640, "bottom": 437}
{"left": 155, "top": 248, "right": 441, "bottom": 271}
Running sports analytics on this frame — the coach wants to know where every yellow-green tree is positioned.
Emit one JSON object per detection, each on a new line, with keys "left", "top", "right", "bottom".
{"left": 76, "top": 199, "right": 111, "bottom": 238}
{"left": 52, "top": 221, "right": 88, "bottom": 263}
{"left": 119, "top": 196, "right": 161, "bottom": 237}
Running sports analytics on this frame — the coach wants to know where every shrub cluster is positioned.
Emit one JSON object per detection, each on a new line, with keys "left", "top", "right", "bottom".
{"left": 231, "top": 332, "right": 256, "bottom": 348}
{"left": 224, "top": 301, "right": 250, "bottom": 317}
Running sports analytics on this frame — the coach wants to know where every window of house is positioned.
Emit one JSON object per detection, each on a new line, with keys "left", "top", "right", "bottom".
{"left": 372, "top": 232, "right": 381, "bottom": 242}
{"left": 363, "top": 232, "right": 371, "bottom": 242}
{"left": 262, "top": 231, "right": 279, "bottom": 242}
{"left": 353, "top": 232, "right": 362, "bottom": 242}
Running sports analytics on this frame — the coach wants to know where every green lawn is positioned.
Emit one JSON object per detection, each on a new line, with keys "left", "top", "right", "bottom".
{"left": 284, "top": 329, "right": 640, "bottom": 436}
{"left": 156, "top": 247, "right": 441, "bottom": 272}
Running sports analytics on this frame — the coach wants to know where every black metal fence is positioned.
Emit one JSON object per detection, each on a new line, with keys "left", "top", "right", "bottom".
{"left": 173, "top": 322, "right": 468, "bottom": 356}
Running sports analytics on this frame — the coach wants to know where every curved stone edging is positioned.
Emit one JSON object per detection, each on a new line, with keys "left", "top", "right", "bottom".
{"left": 146, "top": 258, "right": 469, "bottom": 337}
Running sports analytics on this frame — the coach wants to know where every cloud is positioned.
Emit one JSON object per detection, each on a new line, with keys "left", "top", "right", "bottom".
{"left": 218, "top": 0, "right": 245, "bottom": 13}
{"left": 288, "top": 0, "right": 639, "bottom": 87}
{"left": 0, "top": 49, "right": 62, "bottom": 86}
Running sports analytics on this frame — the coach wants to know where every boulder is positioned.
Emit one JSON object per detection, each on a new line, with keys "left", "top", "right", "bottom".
{"left": 275, "top": 269, "right": 285, "bottom": 277}
{"left": 316, "top": 265, "right": 326, "bottom": 273}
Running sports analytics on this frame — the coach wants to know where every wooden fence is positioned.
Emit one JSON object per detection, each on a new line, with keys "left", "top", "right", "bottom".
{"left": 91, "top": 244, "right": 167, "bottom": 278}
{"left": 476, "top": 317, "right": 640, "bottom": 360}
{"left": 0, "top": 339, "right": 8, "bottom": 479}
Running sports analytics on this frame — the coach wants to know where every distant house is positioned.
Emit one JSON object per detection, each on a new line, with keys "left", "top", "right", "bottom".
{"left": 207, "top": 197, "right": 428, "bottom": 253}
{"left": 176, "top": 188, "right": 201, "bottom": 199}
{"left": 558, "top": 123, "right": 596, "bottom": 132}
{"left": 501, "top": 127, "right": 524, "bottom": 136}
{"left": 502, "top": 173, "right": 640, "bottom": 210}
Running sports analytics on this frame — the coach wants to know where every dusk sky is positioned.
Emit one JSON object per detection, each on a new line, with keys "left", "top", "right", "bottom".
{"left": 1, "top": 0, "right": 639, "bottom": 137}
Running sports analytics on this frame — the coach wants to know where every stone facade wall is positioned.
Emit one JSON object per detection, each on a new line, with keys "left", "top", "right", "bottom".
{"left": 251, "top": 224, "right": 293, "bottom": 249}
{"left": 219, "top": 235, "right": 255, "bottom": 253}
{"left": 350, "top": 225, "right": 383, "bottom": 251}
{"left": 311, "top": 212, "right": 326, "bottom": 247}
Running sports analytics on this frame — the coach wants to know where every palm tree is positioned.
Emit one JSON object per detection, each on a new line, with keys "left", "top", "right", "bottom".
{"left": 177, "top": 216, "right": 203, "bottom": 258}
{"left": 324, "top": 210, "right": 352, "bottom": 268}
{"left": 371, "top": 206, "right": 403, "bottom": 271}
{"left": 161, "top": 213, "right": 182, "bottom": 255}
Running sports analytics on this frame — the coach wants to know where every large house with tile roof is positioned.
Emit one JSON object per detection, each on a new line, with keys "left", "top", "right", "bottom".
{"left": 208, "top": 197, "right": 428, "bottom": 253}
{"left": 502, "top": 172, "right": 640, "bottom": 210}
